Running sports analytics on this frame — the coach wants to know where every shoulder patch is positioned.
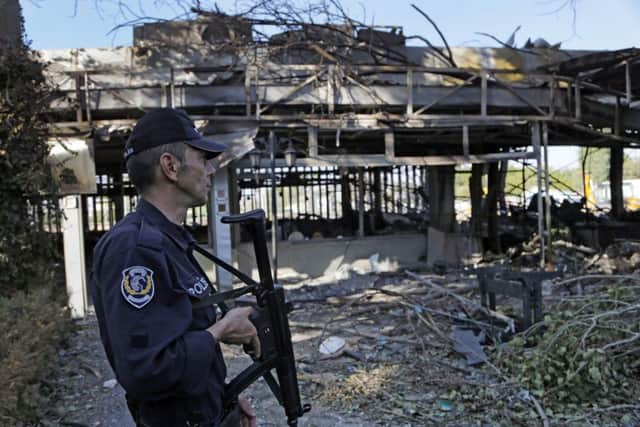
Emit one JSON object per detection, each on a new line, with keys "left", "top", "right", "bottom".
{"left": 121, "top": 266, "right": 155, "bottom": 309}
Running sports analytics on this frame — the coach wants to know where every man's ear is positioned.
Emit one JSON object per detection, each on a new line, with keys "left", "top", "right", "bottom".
{"left": 158, "top": 152, "right": 180, "bottom": 182}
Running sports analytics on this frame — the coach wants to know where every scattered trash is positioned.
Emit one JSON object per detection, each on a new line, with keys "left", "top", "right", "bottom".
{"left": 368, "top": 253, "right": 380, "bottom": 273}
{"left": 436, "top": 399, "right": 454, "bottom": 412}
{"left": 449, "top": 326, "right": 487, "bottom": 366}
{"left": 319, "top": 336, "right": 346, "bottom": 356}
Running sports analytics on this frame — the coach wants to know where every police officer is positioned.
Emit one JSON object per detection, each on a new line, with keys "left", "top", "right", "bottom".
{"left": 90, "top": 108, "right": 259, "bottom": 427}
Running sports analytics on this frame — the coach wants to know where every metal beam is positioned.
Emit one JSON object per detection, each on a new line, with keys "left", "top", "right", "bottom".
{"left": 238, "top": 151, "right": 536, "bottom": 168}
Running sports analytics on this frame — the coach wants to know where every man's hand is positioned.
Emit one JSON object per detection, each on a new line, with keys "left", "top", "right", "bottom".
{"left": 207, "top": 307, "right": 261, "bottom": 358}
{"left": 238, "top": 396, "right": 257, "bottom": 427}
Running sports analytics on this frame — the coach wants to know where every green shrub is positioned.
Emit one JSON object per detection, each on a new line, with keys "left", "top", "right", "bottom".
{"left": 0, "top": 283, "right": 74, "bottom": 425}
{"left": 499, "top": 282, "right": 640, "bottom": 410}
{"left": 1, "top": 25, "right": 60, "bottom": 297}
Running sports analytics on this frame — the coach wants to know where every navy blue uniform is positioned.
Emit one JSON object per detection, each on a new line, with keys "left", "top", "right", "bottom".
{"left": 90, "top": 198, "right": 226, "bottom": 426}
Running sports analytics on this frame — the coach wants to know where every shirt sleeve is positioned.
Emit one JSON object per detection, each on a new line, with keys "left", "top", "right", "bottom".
{"left": 94, "top": 243, "right": 221, "bottom": 399}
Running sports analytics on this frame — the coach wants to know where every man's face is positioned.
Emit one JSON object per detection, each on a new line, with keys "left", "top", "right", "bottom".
{"left": 175, "top": 145, "right": 215, "bottom": 207}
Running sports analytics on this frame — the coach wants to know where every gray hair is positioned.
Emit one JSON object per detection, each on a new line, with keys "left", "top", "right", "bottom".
{"left": 126, "top": 142, "right": 187, "bottom": 194}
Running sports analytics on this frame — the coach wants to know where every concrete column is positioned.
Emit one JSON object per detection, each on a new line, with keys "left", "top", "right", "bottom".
{"left": 61, "top": 195, "right": 88, "bottom": 318}
{"left": 428, "top": 165, "right": 455, "bottom": 232}
{"left": 211, "top": 167, "right": 233, "bottom": 290}
{"left": 610, "top": 146, "right": 624, "bottom": 218}
{"left": 227, "top": 166, "right": 242, "bottom": 248}
{"left": 470, "top": 163, "right": 484, "bottom": 236}
{"left": 611, "top": 96, "right": 625, "bottom": 219}
{"left": 487, "top": 162, "right": 500, "bottom": 253}
{"left": 340, "top": 167, "right": 354, "bottom": 234}
{"left": 373, "top": 168, "right": 382, "bottom": 231}
{"left": 357, "top": 167, "right": 365, "bottom": 237}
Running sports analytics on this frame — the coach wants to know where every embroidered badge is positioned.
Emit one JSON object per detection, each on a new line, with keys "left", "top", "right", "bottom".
{"left": 121, "top": 266, "right": 155, "bottom": 309}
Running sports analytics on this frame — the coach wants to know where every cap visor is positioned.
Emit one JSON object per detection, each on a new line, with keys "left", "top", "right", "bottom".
{"left": 185, "top": 137, "right": 228, "bottom": 158}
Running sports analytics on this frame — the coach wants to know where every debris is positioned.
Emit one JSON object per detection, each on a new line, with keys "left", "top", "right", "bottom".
{"left": 319, "top": 336, "right": 346, "bottom": 356}
{"left": 436, "top": 399, "right": 454, "bottom": 412}
{"left": 449, "top": 326, "right": 487, "bottom": 366}
{"left": 368, "top": 253, "right": 380, "bottom": 273}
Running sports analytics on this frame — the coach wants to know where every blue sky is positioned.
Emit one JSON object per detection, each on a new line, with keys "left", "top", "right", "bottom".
{"left": 21, "top": 0, "right": 640, "bottom": 169}
{"left": 22, "top": 0, "right": 640, "bottom": 50}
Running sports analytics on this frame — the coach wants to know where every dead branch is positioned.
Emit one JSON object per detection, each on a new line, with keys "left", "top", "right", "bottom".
{"left": 410, "top": 4, "right": 456, "bottom": 67}
{"left": 554, "top": 274, "right": 640, "bottom": 288}
{"left": 404, "top": 270, "right": 515, "bottom": 329}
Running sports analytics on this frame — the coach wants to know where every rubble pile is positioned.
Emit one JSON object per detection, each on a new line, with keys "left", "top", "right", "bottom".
{"left": 592, "top": 240, "right": 640, "bottom": 274}
{"left": 506, "top": 233, "right": 599, "bottom": 273}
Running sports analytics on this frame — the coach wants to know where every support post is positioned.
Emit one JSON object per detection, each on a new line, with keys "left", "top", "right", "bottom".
{"left": 169, "top": 68, "right": 176, "bottom": 108}
{"left": 611, "top": 95, "right": 624, "bottom": 219}
{"left": 61, "top": 195, "right": 88, "bottom": 318}
{"left": 244, "top": 65, "right": 252, "bottom": 117}
{"left": 610, "top": 145, "right": 624, "bottom": 219}
{"left": 487, "top": 162, "right": 500, "bottom": 253}
{"left": 327, "top": 65, "right": 335, "bottom": 114}
{"left": 84, "top": 72, "right": 92, "bottom": 123}
{"left": 357, "top": 167, "right": 365, "bottom": 237}
{"left": 254, "top": 68, "right": 261, "bottom": 120}
{"left": 626, "top": 61, "right": 632, "bottom": 104}
{"left": 373, "top": 169, "right": 382, "bottom": 231}
{"left": 211, "top": 167, "right": 233, "bottom": 290}
{"left": 340, "top": 167, "right": 354, "bottom": 234}
{"left": 532, "top": 123, "right": 545, "bottom": 268}
{"left": 308, "top": 126, "right": 318, "bottom": 158}
{"left": 462, "top": 125, "right": 470, "bottom": 157}
{"left": 481, "top": 71, "right": 488, "bottom": 117}
{"left": 549, "top": 75, "right": 556, "bottom": 118}
{"left": 574, "top": 79, "right": 582, "bottom": 121}
{"left": 406, "top": 68, "right": 414, "bottom": 115}
{"left": 543, "top": 122, "right": 552, "bottom": 264}
{"left": 269, "top": 131, "right": 278, "bottom": 282}
{"left": 470, "top": 163, "right": 484, "bottom": 236}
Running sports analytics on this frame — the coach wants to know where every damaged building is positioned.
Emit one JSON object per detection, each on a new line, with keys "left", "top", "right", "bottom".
{"left": 39, "top": 15, "right": 640, "bottom": 317}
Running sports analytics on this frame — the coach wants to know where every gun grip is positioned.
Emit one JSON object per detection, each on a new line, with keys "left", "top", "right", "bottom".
{"left": 236, "top": 302, "right": 275, "bottom": 360}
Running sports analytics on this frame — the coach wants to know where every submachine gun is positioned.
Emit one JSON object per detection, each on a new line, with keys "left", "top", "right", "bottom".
{"left": 189, "top": 209, "right": 311, "bottom": 426}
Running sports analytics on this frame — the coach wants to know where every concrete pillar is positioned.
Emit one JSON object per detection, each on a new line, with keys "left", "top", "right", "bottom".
{"left": 373, "top": 168, "right": 382, "bottom": 231}
{"left": 469, "top": 164, "right": 484, "bottom": 235}
{"left": 487, "top": 162, "right": 500, "bottom": 253}
{"left": 227, "top": 166, "right": 242, "bottom": 248}
{"left": 340, "top": 167, "right": 354, "bottom": 233}
{"left": 357, "top": 167, "right": 365, "bottom": 237}
{"left": 211, "top": 167, "right": 233, "bottom": 290}
{"left": 428, "top": 165, "right": 455, "bottom": 232}
{"left": 610, "top": 146, "right": 624, "bottom": 218}
{"left": 611, "top": 96, "right": 625, "bottom": 219}
{"left": 61, "top": 195, "right": 88, "bottom": 318}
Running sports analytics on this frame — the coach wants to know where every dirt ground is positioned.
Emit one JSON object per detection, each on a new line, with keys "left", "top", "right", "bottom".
{"left": 45, "top": 275, "right": 388, "bottom": 427}
{"left": 43, "top": 264, "right": 640, "bottom": 427}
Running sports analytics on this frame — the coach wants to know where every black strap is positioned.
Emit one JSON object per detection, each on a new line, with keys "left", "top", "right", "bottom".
{"left": 191, "top": 285, "right": 257, "bottom": 310}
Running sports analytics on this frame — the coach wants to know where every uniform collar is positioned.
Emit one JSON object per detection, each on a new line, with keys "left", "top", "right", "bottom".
{"left": 137, "top": 198, "right": 195, "bottom": 250}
